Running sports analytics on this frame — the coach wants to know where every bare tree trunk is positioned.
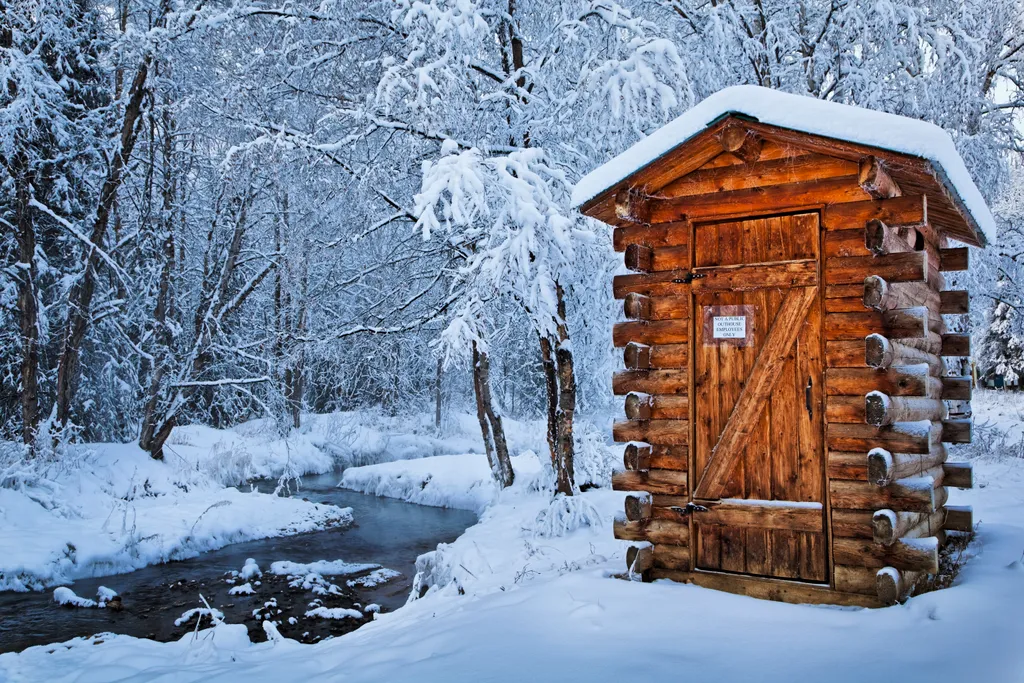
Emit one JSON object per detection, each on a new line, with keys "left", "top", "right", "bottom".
{"left": 274, "top": 191, "right": 288, "bottom": 424}
{"left": 3, "top": 25, "right": 39, "bottom": 447}
{"left": 14, "top": 154, "right": 40, "bottom": 445}
{"left": 54, "top": 56, "right": 152, "bottom": 429}
{"left": 434, "top": 356, "right": 443, "bottom": 430}
{"left": 287, "top": 235, "right": 307, "bottom": 430}
{"left": 139, "top": 105, "right": 177, "bottom": 460}
{"left": 142, "top": 190, "right": 274, "bottom": 459}
{"left": 539, "top": 282, "right": 577, "bottom": 495}
{"left": 538, "top": 335, "right": 558, "bottom": 468}
{"left": 472, "top": 341, "right": 514, "bottom": 488}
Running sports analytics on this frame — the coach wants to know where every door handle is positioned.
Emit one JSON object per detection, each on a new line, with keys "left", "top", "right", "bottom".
{"left": 805, "top": 377, "right": 813, "bottom": 419}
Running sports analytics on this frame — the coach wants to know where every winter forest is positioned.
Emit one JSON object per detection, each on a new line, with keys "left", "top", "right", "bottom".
{"left": 4, "top": 0, "right": 1022, "bottom": 462}
{"left": 2, "top": 0, "right": 1024, "bottom": 678}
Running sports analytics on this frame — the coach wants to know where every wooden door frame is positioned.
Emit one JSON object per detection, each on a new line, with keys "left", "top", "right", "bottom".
{"left": 685, "top": 208, "right": 832, "bottom": 584}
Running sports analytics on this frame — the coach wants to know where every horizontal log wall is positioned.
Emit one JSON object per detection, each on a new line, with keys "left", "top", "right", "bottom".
{"left": 821, "top": 190, "right": 973, "bottom": 605}
{"left": 612, "top": 193, "right": 694, "bottom": 579}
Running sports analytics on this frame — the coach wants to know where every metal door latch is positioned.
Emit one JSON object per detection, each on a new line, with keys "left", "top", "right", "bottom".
{"left": 671, "top": 271, "right": 706, "bottom": 285}
{"left": 670, "top": 502, "right": 709, "bottom": 516}
{"left": 805, "top": 377, "right": 813, "bottom": 419}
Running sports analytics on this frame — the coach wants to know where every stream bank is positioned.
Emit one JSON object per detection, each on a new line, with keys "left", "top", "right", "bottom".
{"left": 0, "top": 470, "right": 476, "bottom": 653}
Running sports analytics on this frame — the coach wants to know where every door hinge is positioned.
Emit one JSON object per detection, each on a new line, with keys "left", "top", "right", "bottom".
{"left": 670, "top": 502, "right": 709, "bottom": 517}
{"left": 671, "top": 271, "right": 706, "bottom": 285}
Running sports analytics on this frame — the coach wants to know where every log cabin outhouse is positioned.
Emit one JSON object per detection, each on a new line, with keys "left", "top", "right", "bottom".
{"left": 574, "top": 86, "right": 992, "bottom": 607}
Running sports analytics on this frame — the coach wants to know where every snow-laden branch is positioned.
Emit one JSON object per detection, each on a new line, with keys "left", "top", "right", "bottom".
{"left": 29, "top": 199, "right": 130, "bottom": 288}
{"left": 170, "top": 376, "right": 271, "bottom": 388}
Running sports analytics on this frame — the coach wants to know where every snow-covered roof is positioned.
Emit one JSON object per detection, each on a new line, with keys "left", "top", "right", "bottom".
{"left": 572, "top": 85, "right": 994, "bottom": 243}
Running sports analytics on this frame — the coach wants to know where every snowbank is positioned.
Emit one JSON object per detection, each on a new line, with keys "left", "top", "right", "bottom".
{"left": 339, "top": 452, "right": 544, "bottom": 513}
{"left": 297, "top": 411, "right": 548, "bottom": 473}
{"left": 572, "top": 85, "right": 994, "bottom": 243}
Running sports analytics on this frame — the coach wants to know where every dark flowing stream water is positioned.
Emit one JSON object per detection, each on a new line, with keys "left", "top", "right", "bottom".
{"left": 0, "top": 470, "right": 477, "bottom": 654}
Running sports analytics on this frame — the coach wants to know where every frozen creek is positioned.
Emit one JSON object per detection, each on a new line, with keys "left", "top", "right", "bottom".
{"left": 0, "top": 470, "right": 477, "bottom": 653}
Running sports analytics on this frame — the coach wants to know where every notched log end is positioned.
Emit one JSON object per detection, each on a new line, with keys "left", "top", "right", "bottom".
{"left": 865, "top": 391, "right": 890, "bottom": 427}
{"left": 624, "top": 244, "right": 654, "bottom": 273}
{"left": 864, "top": 333, "right": 891, "bottom": 369}
{"left": 863, "top": 275, "right": 888, "bottom": 311}
{"left": 623, "top": 292, "right": 652, "bottom": 320}
{"left": 875, "top": 566, "right": 905, "bottom": 605}
{"left": 719, "top": 122, "right": 764, "bottom": 163}
{"left": 623, "top": 442, "right": 652, "bottom": 471}
{"left": 872, "top": 510, "right": 899, "bottom": 546}
{"left": 624, "top": 342, "right": 652, "bottom": 370}
{"left": 615, "top": 188, "right": 652, "bottom": 225}
{"left": 624, "top": 392, "right": 653, "bottom": 420}
{"left": 859, "top": 156, "right": 901, "bottom": 199}
{"left": 626, "top": 544, "right": 653, "bottom": 578}
{"left": 867, "top": 447, "right": 894, "bottom": 486}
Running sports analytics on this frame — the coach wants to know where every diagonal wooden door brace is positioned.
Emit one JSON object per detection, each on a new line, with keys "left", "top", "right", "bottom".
{"left": 693, "top": 286, "right": 818, "bottom": 500}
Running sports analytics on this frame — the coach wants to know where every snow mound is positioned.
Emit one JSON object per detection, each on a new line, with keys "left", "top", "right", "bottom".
{"left": 240, "top": 558, "right": 262, "bottom": 580}
{"left": 229, "top": 582, "right": 255, "bottom": 596}
{"left": 346, "top": 568, "right": 401, "bottom": 588}
{"left": 305, "top": 606, "right": 363, "bottom": 620}
{"left": 53, "top": 587, "right": 97, "bottom": 608}
{"left": 174, "top": 607, "right": 224, "bottom": 627}
{"left": 96, "top": 586, "right": 118, "bottom": 603}
{"left": 269, "top": 560, "right": 379, "bottom": 577}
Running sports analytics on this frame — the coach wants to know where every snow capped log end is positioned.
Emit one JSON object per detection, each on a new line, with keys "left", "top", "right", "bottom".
{"left": 867, "top": 448, "right": 895, "bottom": 486}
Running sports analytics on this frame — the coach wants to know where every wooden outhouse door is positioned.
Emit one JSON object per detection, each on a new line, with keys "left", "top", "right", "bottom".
{"left": 691, "top": 212, "right": 827, "bottom": 583}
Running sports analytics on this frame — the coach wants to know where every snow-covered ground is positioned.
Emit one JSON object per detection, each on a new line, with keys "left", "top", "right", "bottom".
{"left": 2, "top": 397, "right": 1022, "bottom": 680}
{"left": 0, "top": 410, "right": 547, "bottom": 593}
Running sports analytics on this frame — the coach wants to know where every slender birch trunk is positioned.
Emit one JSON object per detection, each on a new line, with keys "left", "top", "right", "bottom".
{"left": 472, "top": 341, "right": 514, "bottom": 488}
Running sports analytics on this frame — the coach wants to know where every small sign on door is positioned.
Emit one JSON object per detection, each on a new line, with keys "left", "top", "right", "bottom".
{"left": 702, "top": 305, "right": 755, "bottom": 346}
{"left": 712, "top": 315, "right": 746, "bottom": 339}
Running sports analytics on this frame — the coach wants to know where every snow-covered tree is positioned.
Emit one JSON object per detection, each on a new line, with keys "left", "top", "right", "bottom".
{"left": 979, "top": 300, "right": 1024, "bottom": 386}
{"left": 0, "top": 0, "right": 108, "bottom": 446}
{"left": 378, "top": 0, "right": 692, "bottom": 493}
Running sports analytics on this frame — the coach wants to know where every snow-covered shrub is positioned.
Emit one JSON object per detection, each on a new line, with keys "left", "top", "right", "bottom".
{"left": 572, "top": 420, "right": 618, "bottom": 489}
{"left": 950, "top": 420, "right": 1024, "bottom": 460}
{"left": 203, "top": 438, "right": 258, "bottom": 488}
{"left": 0, "top": 436, "right": 86, "bottom": 514}
{"left": 532, "top": 494, "right": 604, "bottom": 538}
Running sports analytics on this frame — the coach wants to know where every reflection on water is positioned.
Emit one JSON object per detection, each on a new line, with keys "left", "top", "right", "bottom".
{"left": 0, "top": 469, "right": 476, "bottom": 653}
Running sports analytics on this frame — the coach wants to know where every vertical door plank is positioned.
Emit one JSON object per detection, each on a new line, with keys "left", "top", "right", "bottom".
{"left": 794, "top": 216, "right": 828, "bottom": 581}
{"left": 717, "top": 227, "right": 747, "bottom": 573}
{"left": 693, "top": 222, "right": 722, "bottom": 571}
{"left": 742, "top": 218, "right": 772, "bottom": 575}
